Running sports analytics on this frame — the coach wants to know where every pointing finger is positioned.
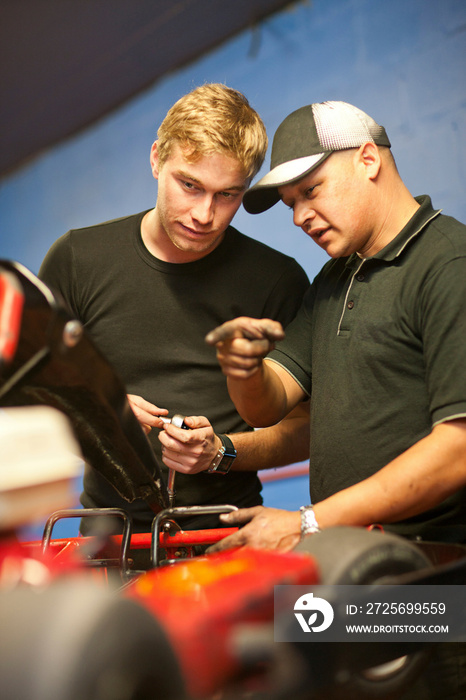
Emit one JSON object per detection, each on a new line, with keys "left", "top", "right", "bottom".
{"left": 205, "top": 317, "right": 284, "bottom": 345}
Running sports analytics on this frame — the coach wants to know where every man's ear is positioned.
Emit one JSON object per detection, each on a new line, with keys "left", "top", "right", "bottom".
{"left": 150, "top": 140, "right": 160, "bottom": 179}
{"left": 357, "top": 141, "right": 382, "bottom": 181}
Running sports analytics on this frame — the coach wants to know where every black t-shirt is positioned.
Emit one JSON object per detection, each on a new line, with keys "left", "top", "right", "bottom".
{"left": 269, "top": 196, "right": 466, "bottom": 543}
{"left": 39, "top": 211, "right": 310, "bottom": 531}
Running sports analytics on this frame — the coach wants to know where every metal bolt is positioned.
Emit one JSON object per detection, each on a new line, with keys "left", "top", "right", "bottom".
{"left": 62, "top": 319, "right": 83, "bottom": 347}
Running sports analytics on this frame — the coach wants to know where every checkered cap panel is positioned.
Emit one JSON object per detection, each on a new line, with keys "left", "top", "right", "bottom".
{"left": 313, "top": 101, "right": 386, "bottom": 151}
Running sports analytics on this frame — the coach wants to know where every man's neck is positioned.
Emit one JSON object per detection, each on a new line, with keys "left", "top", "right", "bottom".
{"left": 363, "top": 185, "right": 420, "bottom": 257}
{"left": 141, "top": 209, "right": 168, "bottom": 259}
{"left": 141, "top": 208, "right": 225, "bottom": 264}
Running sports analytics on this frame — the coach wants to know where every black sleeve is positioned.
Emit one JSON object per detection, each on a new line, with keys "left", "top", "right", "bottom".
{"left": 261, "top": 258, "right": 310, "bottom": 328}
{"left": 39, "top": 231, "right": 80, "bottom": 318}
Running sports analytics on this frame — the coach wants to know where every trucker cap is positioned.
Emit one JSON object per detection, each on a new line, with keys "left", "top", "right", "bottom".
{"left": 243, "top": 101, "right": 391, "bottom": 214}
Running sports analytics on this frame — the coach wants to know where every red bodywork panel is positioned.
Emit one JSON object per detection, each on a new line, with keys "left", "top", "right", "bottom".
{"left": 17, "top": 527, "right": 320, "bottom": 696}
{"left": 125, "top": 546, "right": 319, "bottom": 697}
{"left": 0, "top": 270, "right": 24, "bottom": 366}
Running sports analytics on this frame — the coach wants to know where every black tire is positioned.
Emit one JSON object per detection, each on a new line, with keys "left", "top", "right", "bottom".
{"left": 294, "top": 526, "right": 431, "bottom": 585}
{"left": 0, "top": 581, "right": 186, "bottom": 700}
{"left": 294, "top": 526, "right": 433, "bottom": 700}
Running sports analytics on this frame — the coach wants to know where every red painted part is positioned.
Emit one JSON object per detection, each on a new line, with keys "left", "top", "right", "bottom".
{"left": 0, "top": 535, "right": 81, "bottom": 587}
{"left": 125, "top": 546, "right": 319, "bottom": 698}
{"left": 0, "top": 270, "right": 24, "bottom": 365}
{"left": 21, "top": 527, "right": 239, "bottom": 558}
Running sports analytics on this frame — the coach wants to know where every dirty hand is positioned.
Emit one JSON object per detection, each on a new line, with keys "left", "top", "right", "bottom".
{"left": 205, "top": 317, "right": 285, "bottom": 379}
{"left": 159, "top": 415, "right": 222, "bottom": 474}
{"left": 206, "top": 506, "right": 301, "bottom": 553}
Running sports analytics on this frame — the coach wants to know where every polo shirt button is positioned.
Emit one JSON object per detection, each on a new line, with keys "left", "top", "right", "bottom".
{"left": 357, "top": 274, "right": 365, "bottom": 281}
{"left": 347, "top": 301, "right": 355, "bottom": 309}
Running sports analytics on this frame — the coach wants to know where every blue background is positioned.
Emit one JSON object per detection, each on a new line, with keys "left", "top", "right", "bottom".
{"left": 3, "top": 0, "right": 465, "bottom": 538}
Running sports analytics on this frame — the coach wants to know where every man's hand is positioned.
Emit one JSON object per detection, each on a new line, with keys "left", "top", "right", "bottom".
{"left": 127, "top": 394, "right": 169, "bottom": 434}
{"left": 159, "top": 415, "right": 221, "bottom": 474}
{"left": 206, "top": 506, "right": 302, "bottom": 553}
{"left": 205, "top": 317, "right": 284, "bottom": 379}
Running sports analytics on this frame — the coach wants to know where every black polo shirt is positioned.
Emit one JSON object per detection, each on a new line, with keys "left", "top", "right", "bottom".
{"left": 269, "top": 196, "right": 466, "bottom": 542}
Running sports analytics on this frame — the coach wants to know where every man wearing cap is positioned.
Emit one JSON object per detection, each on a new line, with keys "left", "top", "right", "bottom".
{"left": 206, "top": 101, "right": 466, "bottom": 551}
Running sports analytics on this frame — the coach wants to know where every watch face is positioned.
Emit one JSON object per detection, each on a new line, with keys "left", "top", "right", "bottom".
{"left": 216, "top": 435, "right": 236, "bottom": 473}
{"left": 207, "top": 435, "right": 236, "bottom": 474}
{"left": 214, "top": 455, "right": 234, "bottom": 474}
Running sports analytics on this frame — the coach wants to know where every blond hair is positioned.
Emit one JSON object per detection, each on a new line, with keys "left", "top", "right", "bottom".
{"left": 157, "top": 84, "right": 267, "bottom": 179}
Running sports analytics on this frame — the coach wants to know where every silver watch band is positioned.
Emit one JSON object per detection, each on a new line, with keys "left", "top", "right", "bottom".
{"left": 299, "top": 505, "right": 320, "bottom": 538}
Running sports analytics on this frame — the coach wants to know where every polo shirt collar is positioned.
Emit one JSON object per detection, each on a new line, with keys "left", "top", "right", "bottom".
{"left": 346, "top": 195, "right": 442, "bottom": 269}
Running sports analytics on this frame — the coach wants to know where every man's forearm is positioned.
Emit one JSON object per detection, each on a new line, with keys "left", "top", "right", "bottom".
{"left": 207, "top": 317, "right": 306, "bottom": 426}
{"left": 225, "top": 363, "right": 283, "bottom": 427}
{"left": 314, "top": 418, "right": 466, "bottom": 529}
{"left": 208, "top": 418, "right": 466, "bottom": 554}
{"left": 226, "top": 359, "right": 303, "bottom": 428}
{"left": 228, "top": 403, "right": 310, "bottom": 471}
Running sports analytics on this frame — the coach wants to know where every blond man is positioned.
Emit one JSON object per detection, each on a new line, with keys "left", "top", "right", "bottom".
{"left": 39, "top": 84, "right": 310, "bottom": 533}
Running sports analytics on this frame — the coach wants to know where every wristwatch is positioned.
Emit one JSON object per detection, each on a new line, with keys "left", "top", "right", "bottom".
{"left": 299, "top": 505, "right": 320, "bottom": 538}
{"left": 206, "top": 433, "right": 237, "bottom": 475}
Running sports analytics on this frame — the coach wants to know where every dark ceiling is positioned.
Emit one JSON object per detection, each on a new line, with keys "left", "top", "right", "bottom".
{"left": 0, "top": 0, "right": 293, "bottom": 178}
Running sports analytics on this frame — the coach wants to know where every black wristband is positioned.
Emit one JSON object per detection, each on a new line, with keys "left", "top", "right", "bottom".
{"left": 206, "top": 433, "right": 237, "bottom": 474}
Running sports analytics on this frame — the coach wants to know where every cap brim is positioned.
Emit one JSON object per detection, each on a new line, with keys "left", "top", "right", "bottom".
{"left": 243, "top": 152, "right": 330, "bottom": 214}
